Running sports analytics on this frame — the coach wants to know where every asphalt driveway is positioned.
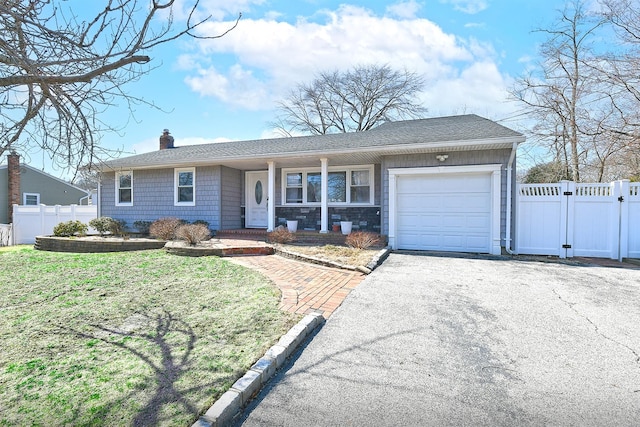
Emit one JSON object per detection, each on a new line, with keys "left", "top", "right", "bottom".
{"left": 236, "top": 253, "right": 640, "bottom": 426}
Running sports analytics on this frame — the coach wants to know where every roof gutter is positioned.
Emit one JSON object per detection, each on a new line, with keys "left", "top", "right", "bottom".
{"left": 505, "top": 141, "right": 518, "bottom": 255}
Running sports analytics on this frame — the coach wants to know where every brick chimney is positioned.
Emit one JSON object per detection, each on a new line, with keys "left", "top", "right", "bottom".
{"left": 7, "top": 151, "right": 20, "bottom": 223}
{"left": 159, "top": 129, "right": 174, "bottom": 150}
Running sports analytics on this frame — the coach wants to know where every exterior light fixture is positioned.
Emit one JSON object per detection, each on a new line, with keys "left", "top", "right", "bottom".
{"left": 436, "top": 154, "right": 449, "bottom": 162}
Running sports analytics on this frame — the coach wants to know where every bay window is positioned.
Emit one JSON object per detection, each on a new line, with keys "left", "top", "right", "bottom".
{"left": 282, "top": 166, "right": 373, "bottom": 205}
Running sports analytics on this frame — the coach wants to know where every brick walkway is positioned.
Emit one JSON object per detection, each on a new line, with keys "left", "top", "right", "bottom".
{"left": 227, "top": 254, "right": 366, "bottom": 318}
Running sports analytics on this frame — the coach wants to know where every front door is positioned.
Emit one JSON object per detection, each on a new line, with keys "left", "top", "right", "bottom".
{"left": 246, "top": 171, "right": 268, "bottom": 228}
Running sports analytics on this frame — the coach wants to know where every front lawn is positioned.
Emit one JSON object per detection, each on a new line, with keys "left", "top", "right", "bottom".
{"left": 0, "top": 248, "right": 298, "bottom": 426}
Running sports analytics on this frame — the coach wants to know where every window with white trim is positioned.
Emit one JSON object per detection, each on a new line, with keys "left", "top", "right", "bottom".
{"left": 282, "top": 166, "right": 373, "bottom": 205}
{"left": 23, "top": 193, "right": 40, "bottom": 205}
{"left": 175, "top": 168, "right": 195, "bottom": 206}
{"left": 116, "top": 171, "right": 133, "bottom": 206}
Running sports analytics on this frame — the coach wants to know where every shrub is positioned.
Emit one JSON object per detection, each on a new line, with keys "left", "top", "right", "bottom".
{"left": 53, "top": 220, "right": 88, "bottom": 237}
{"left": 149, "top": 217, "right": 182, "bottom": 240}
{"left": 89, "top": 217, "right": 126, "bottom": 236}
{"left": 89, "top": 217, "right": 112, "bottom": 236}
{"left": 345, "top": 231, "right": 380, "bottom": 249}
{"left": 267, "top": 226, "right": 297, "bottom": 244}
{"left": 110, "top": 219, "right": 127, "bottom": 236}
{"left": 133, "top": 220, "right": 152, "bottom": 235}
{"left": 175, "top": 223, "right": 211, "bottom": 245}
{"left": 191, "top": 219, "right": 210, "bottom": 228}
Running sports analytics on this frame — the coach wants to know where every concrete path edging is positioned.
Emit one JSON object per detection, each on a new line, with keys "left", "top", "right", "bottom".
{"left": 275, "top": 246, "right": 392, "bottom": 274}
{"left": 191, "top": 312, "right": 325, "bottom": 427}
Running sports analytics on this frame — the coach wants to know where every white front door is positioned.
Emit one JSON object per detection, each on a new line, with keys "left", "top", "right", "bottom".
{"left": 246, "top": 171, "right": 269, "bottom": 228}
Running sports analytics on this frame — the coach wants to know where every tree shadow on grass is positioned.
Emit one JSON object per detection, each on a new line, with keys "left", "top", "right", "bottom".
{"left": 65, "top": 309, "right": 233, "bottom": 426}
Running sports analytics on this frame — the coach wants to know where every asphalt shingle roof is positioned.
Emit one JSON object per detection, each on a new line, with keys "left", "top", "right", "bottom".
{"left": 101, "top": 114, "right": 523, "bottom": 170}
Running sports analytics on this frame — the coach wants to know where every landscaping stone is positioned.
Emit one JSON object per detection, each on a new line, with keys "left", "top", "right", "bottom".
{"left": 193, "top": 313, "right": 325, "bottom": 427}
{"left": 231, "top": 370, "right": 262, "bottom": 406}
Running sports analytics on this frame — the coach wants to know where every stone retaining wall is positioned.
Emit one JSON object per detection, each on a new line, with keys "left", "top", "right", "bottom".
{"left": 35, "top": 236, "right": 166, "bottom": 253}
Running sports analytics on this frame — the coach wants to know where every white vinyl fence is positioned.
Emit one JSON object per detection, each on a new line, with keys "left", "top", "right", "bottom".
{"left": 10, "top": 204, "right": 98, "bottom": 245}
{"left": 517, "top": 180, "right": 640, "bottom": 260}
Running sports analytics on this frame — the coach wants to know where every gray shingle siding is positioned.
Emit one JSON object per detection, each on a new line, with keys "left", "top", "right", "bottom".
{"left": 220, "top": 166, "right": 242, "bottom": 230}
{"left": 100, "top": 166, "right": 222, "bottom": 229}
{"left": 381, "top": 149, "right": 513, "bottom": 243}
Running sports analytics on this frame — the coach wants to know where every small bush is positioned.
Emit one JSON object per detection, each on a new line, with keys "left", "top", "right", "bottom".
{"left": 175, "top": 223, "right": 211, "bottom": 245}
{"left": 149, "top": 217, "right": 182, "bottom": 240}
{"left": 133, "top": 220, "right": 152, "bottom": 235}
{"left": 191, "top": 219, "right": 210, "bottom": 228}
{"left": 89, "top": 217, "right": 126, "bottom": 236}
{"left": 110, "top": 219, "right": 127, "bottom": 236}
{"left": 267, "top": 227, "right": 297, "bottom": 244}
{"left": 53, "top": 220, "right": 88, "bottom": 237}
{"left": 345, "top": 231, "right": 380, "bottom": 249}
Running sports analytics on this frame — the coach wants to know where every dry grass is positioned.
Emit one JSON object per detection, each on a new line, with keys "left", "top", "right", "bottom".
{"left": 278, "top": 243, "right": 380, "bottom": 267}
{"left": 0, "top": 247, "right": 298, "bottom": 426}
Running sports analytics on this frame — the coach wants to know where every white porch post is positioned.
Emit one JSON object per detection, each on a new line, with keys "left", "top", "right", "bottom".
{"left": 388, "top": 172, "right": 397, "bottom": 249}
{"left": 267, "top": 161, "right": 276, "bottom": 232}
{"left": 320, "top": 158, "right": 329, "bottom": 233}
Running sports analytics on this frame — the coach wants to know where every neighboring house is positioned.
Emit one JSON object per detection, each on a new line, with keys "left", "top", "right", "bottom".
{"left": 0, "top": 153, "right": 91, "bottom": 224}
{"left": 99, "top": 115, "right": 525, "bottom": 255}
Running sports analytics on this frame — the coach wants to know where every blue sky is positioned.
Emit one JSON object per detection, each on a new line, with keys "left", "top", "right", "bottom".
{"left": 27, "top": 0, "right": 572, "bottom": 175}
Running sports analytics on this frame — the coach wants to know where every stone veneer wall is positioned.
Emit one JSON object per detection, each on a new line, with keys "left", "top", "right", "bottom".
{"left": 275, "top": 206, "right": 381, "bottom": 232}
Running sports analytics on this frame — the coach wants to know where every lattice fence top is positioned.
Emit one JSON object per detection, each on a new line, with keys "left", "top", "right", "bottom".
{"left": 519, "top": 181, "right": 639, "bottom": 198}
{"left": 575, "top": 184, "right": 611, "bottom": 197}
{"left": 518, "top": 184, "right": 561, "bottom": 197}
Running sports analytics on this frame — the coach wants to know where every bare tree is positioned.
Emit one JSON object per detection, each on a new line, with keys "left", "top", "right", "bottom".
{"left": 0, "top": 0, "right": 240, "bottom": 176}
{"left": 513, "top": 0, "right": 640, "bottom": 182}
{"left": 511, "top": 0, "right": 607, "bottom": 182}
{"left": 273, "top": 64, "right": 426, "bottom": 136}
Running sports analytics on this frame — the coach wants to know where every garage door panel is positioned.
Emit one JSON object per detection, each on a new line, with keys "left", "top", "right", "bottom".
{"left": 442, "top": 194, "right": 490, "bottom": 210}
{"left": 396, "top": 173, "right": 492, "bottom": 253}
{"left": 397, "top": 233, "right": 442, "bottom": 250}
{"left": 466, "top": 214, "right": 491, "bottom": 229}
{"left": 466, "top": 235, "right": 491, "bottom": 251}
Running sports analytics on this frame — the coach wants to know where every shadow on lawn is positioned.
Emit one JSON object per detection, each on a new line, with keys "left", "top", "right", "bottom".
{"left": 67, "top": 310, "right": 230, "bottom": 426}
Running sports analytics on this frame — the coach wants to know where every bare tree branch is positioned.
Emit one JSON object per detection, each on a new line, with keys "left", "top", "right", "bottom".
{"left": 273, "top": 64, "right": 427, "bottom": 136}
{"left": 0, "top": 0, "right": 240, "bottom": 173}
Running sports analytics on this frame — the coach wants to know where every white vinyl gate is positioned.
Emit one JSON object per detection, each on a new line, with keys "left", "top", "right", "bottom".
{"left": 517, "top": 180, "right": 640, "bottom": 260}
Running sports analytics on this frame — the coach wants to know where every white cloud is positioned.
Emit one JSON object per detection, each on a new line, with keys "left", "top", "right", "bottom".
{"left": 421, "top": 61, "right": 513, "bottom": 118}
{"left": 184, "top": 64, "right": 270, "bottom": 110}
{"left": 440, "top": 0, "right": 488, "bottom": 14}
{"left": 174, "top": 3, "right": 517, "bottom": 123}
{"left": 386, "top": 1, "right": 423, "bottom": 19}
{"left": 184, "top": 5, "right": 477, "bottom": 108}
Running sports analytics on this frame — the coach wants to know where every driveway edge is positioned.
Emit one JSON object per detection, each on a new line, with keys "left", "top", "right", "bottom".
{"left": 192, "top": 312, "right": 325, "bottom": 427}
{"left": 274, "top": 246, "right": 392, "bottom": 274}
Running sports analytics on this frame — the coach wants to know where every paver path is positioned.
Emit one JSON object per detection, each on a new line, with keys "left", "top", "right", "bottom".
{"left": 227, "top": 255, "right": 365, "bottom": 318}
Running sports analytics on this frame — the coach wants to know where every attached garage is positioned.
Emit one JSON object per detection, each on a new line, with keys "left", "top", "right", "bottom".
{"left": 389, "top": 165, "right": 503, "bottom": 255}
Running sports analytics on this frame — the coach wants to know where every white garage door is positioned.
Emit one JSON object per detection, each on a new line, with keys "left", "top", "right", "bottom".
{"left": 396, "top": 173, "right": 492, "bottom": 252}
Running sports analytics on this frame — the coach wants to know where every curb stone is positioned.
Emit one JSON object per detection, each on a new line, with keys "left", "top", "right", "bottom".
{"left": 274, "top": 246, "right": 392, "bottom": 274}
{"left": 192, "top": 312, "right": 325, "bottom": 427}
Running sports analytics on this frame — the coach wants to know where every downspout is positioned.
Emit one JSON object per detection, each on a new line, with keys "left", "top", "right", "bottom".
{"left": 78, "top": 190, "right": 91, "bottom": 205}
{"left": 97, "top": 176, "right": 102, "bottom": 218}
{"left": 505, "top": 142, "right": 518, "bottom": 255}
